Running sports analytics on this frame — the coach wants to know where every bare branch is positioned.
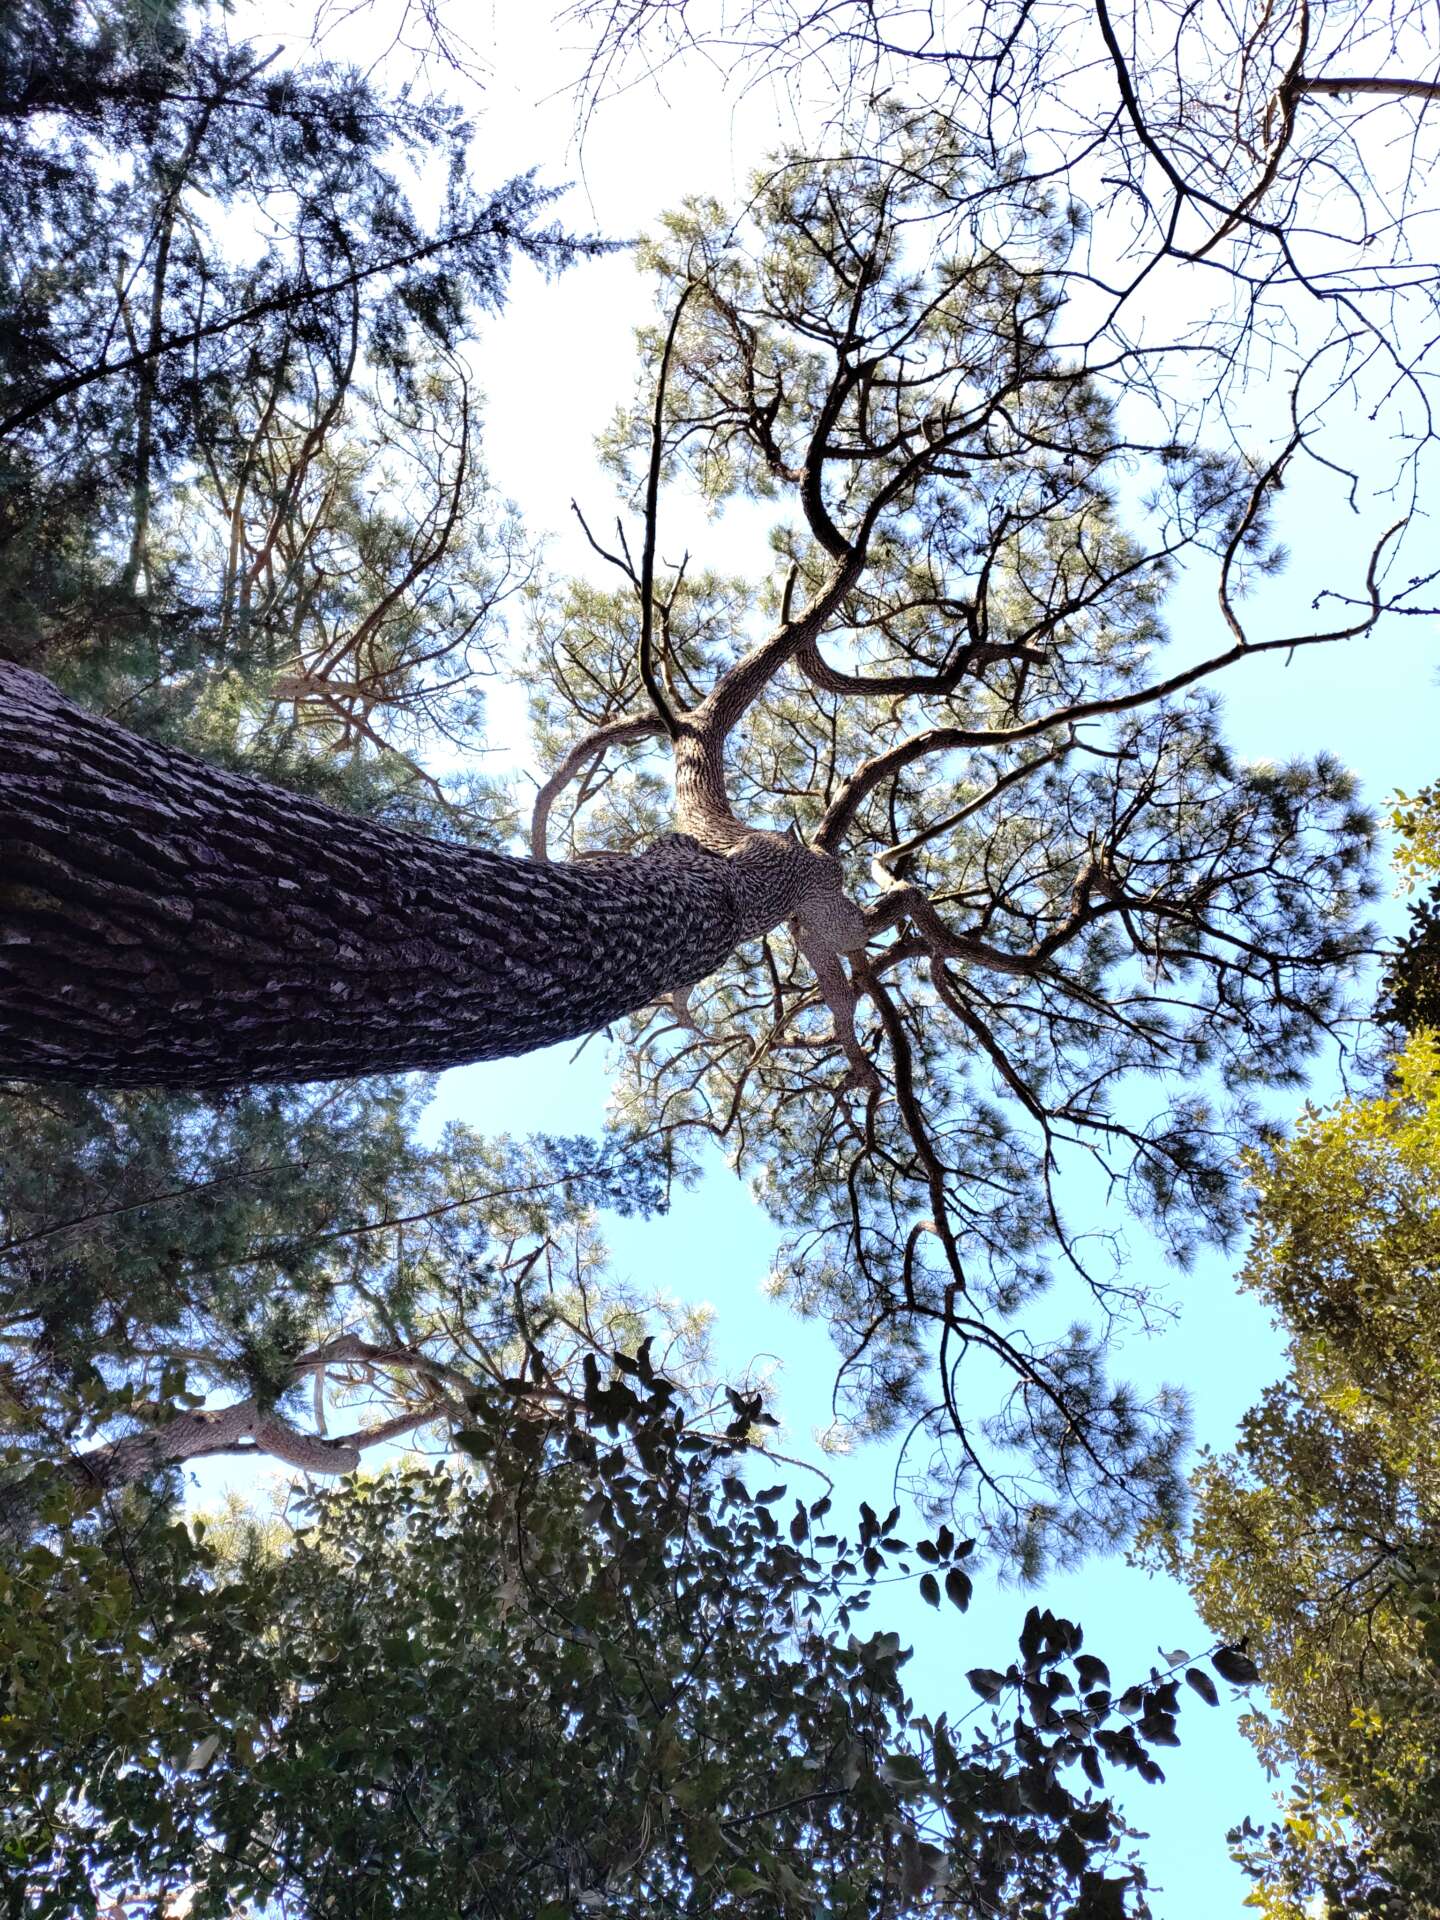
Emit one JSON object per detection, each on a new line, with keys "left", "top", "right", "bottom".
{"left": 530, "top": 713, "right": 668, "bottom": 859}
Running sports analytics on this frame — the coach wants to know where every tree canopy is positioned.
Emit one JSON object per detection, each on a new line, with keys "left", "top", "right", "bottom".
{"left": 0, "top": 1071, "right": 679, "bottom": 1527}
{"left": 6, "top": 1336, "right": 1253, "bottom": 1919}
{"left": 524, "top": 106, "right": 1387, "bottom": 1571}
{"left": 1171, "top": 797, "right": 1440, "bottom": 1915}
{"left": 568, "top": 0, "right": 1440, "bottom": 519}
{"left": 1, "top": 0, "right": 597, "bottom": 834}
{"left": 3, "top": 1, "right": 1435, "bottom": 1910}
{"left": 3, "top": 43, "right": 1409, "bottom": 1575}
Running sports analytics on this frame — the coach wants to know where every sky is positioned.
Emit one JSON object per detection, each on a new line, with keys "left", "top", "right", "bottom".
{"left": 194, "top": 1, "right": 1440, "bottom": 1910}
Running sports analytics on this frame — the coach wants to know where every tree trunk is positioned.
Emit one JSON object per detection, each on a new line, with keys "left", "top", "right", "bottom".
{"left": 0, "top": 664, "right": 808, "bottom": 1087}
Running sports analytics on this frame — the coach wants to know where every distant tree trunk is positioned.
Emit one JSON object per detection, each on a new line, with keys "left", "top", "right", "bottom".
{"left": 0, "top": 664, "right": 816, "bottom": 1087}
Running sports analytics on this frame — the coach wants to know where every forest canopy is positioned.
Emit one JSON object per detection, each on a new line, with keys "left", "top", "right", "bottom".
{"left": 1, "top": 0, "right": 1437, "bottom": 1913}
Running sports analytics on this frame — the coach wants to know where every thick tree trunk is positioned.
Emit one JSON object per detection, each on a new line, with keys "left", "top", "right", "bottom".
{"left": 0, "top": 664, "right": 811, "bottom": 1087}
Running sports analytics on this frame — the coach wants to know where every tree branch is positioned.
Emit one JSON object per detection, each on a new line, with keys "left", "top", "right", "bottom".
{"left": 530, "top": 713, "right": 667, "bottom": 859}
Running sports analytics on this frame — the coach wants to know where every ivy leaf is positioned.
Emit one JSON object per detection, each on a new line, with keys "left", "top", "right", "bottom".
{"left": 727, "top": 1867, "right": 773, "bottom": 1894}
{"left": 967, "top": 1668, "right": 1007, "bottom": 1701}
{"left": 920, "top": 1572, "right": 940, "bottom": 1609}
{"left": 945, "top": 1568, "right": 972, "bottom": 1611}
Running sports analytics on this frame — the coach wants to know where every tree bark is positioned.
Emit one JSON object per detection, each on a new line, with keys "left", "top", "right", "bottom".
{"left": 63, "top": 1398, "right": 367, "bottom": 1491}
{"left": 0, "top": 664, "right": 821, "bottom": 1086}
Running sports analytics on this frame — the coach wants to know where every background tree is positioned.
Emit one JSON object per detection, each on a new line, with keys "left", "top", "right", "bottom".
{"left": 1383, "top": 783, "right": 1440, "bottom": 1033}
{"left": 566, "top": 0, "right": 1440, "bottom": 519}
{"left": 1, "top": 0, "right": 590, "bottom": 831}
{"left": 4, "top": 1342, "right": 1253, "bottom": 1919}
{"left": 0, "top": 1072, "right": 684, "bottom": 1533}
{"left": 1169, "top": 850, "right": 1440, "bottom": 1920}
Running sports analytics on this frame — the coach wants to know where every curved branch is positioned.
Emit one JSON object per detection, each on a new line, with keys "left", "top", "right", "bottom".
{"left": 863, "top": 967, "right": 967, "bottom": 1290}
{"left": 794, "top": 631, "right": 1050, "bottom": 699}
{"left": 870, "top": 741, "right": 1076, "bottom": 881}
{"left": 863, "top": 882, "right": 1040, "bottom": 977}
{"left": 64, "top": 1399, "right": 365, "bottom": 1494}
{"left": 55, "top": 1333, "right": 480, "bottom": 1505}
{"left": 529, "top": 713, "right": 667, "bottom": 859}
{"left": 794, "top": 928, "right": 879, "bottom": 1092}
{"left": 815, "top": 554, "right": 1401, "bottom": 856}
{"left": 638, "top": 287, "right": 695, "bottom": 737}
{"left": 1, "top": 203, "right": 551, "bottom": 443}
{"left": 1296, "top": 74, "right": 1440, "bottom": 101}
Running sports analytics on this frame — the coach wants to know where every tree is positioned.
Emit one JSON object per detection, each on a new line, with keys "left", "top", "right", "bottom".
{"left": 0, "top": 0, "right": 600, "bottom": 466}
{"left": 3, "top": 108, "right": 1396, "bottom": 1565}
{"left": 1383, "top": 783, "right": 1440, "bottom": 1033}
{"left": 4, "top": 1340, "right": 1252, "bottom": 1919}
{"left": 1, "top": 0, "right": 592, "bottom": 827}
{"left": 566, "top": 0, "right": 1440, "bottom": 507}
{"left": 1172, "top": 1027, "right": 1440, "bottom": 1915}
{"left": 0, "top": 1068, "right": 686, "bottom": 1534}
{"left": 1167, "top": 787, "right": 1440, "bottom": 1914}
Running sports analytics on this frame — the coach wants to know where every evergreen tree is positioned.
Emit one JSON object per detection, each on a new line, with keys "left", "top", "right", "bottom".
{"left": 2, "top": 108, "right": 1391, "bottom": 1565}
{"left": 1, "top": 0, "right": 594, "bottom": 833}
{"left": 0, "top": 1071, "right": 678, "bottom": 1529}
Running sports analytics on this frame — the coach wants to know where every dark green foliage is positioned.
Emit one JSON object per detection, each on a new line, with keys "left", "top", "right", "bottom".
{"left": 0, "top": 0, "right": 601, "bottom": 839}
{"left": 0, "top": 1067, "right": 680, "bottom": 1537}
{"left": 1382, "top": 879, "right": 1440, "bottom": 1033}
{"left": 2, "top": 1351, "right": 1237, "bottom": 1918}
{"left": 1, "top": 1078, "right": 431, "bottom": 1399}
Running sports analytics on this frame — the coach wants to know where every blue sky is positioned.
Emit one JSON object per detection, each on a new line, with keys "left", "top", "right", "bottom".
{"left": 199, "top": 1, "right": 1440, "bottom": 1906}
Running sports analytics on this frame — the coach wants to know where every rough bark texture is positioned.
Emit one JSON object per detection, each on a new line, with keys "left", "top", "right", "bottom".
{"left": 0, "top": 664, "right": 826, "bottom": 1086}
{"left": 62, "top": 1399, "right": 366, "bottom": 1491}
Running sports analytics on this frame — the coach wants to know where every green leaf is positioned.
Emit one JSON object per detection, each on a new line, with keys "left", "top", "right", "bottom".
{"left": 920, "top": 1572, "right": 940, "bottom": 1608}
{"left": 727, "top": 1867, "right": 773, "bottom": 1894}
{"left": 688, "top": 1816, "right": 723, "bottom": 1872}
